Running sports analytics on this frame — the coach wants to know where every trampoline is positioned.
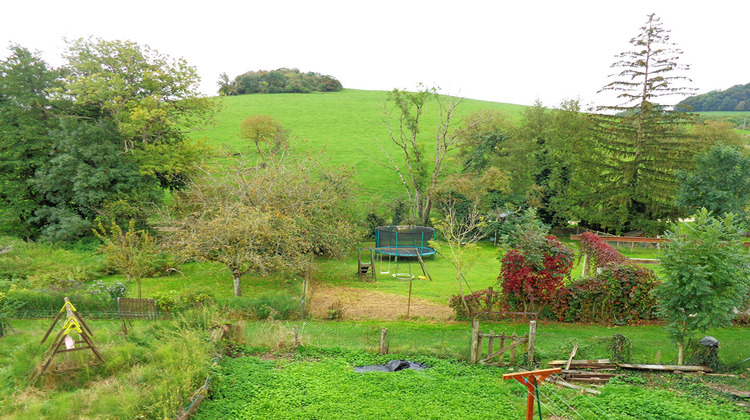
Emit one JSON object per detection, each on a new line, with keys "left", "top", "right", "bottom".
{"left": 374, "top": 225, "right": 436, "bottom": 257}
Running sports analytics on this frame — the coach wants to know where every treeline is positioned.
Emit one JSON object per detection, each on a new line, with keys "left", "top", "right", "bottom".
{"left": 0, "top": 40, "right": 218, "bottom": 241}
{"left": 678, "top": 82, "right": 750, "bottom": 111}
{"left": 218, "top": 68, "right": 343, "bottom": 95}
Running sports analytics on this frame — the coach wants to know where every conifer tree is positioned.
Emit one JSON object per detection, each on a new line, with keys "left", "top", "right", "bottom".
{"left": 577, "top": 14, "right": 707, "bottom": 233}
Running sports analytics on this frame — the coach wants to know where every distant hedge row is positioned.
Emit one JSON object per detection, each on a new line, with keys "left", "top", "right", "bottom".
{"left": 218, "top": 68, "right": 342, "bottom": 95}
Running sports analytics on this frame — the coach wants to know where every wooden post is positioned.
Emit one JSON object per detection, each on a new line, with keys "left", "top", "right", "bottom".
{"left": 407, "top": 277, "right": 412, "bottom": 318}
{"left": 470, "top": 319, "right": 479, "bottom": 364}
{"left": 380, "top": 328, "right": 388, "bottom": 355}
{"left": 293, "top": 326, "right": 299, "bottom": 348}
{"left": 528, "top": 320, "right": 537, "bottom": 364}
{"left": 510, "top": 332, "right": 518, "bottom": 366}
{"left": 499, "top": 333, "right": 506, "bottom": 366}
{"left": 487, "top": 331, "right": 495, "bottom": 364}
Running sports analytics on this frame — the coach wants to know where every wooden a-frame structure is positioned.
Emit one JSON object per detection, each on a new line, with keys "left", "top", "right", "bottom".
{"left": 30, "top": 298, "right": 104, "bottom": 385}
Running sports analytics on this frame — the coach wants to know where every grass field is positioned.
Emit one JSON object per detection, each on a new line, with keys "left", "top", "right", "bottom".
{"left": 192, "top": 89, "right": 527, "bottom": 202}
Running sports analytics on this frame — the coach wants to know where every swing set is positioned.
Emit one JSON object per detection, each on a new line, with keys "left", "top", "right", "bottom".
{"left": 357, "top": 247, "right": 432, "bottom": 282}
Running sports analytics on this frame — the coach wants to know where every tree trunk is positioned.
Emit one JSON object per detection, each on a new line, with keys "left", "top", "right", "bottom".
{"left": 233, "top": 272, "right": 242, "bottom": 297}
{"left": 677, "top": 341, "right": 684, "bottom": 365}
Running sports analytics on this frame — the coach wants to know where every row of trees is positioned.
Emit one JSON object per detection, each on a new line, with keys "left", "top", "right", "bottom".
{"left": 0, "top": 40, "right": 219, "bottom": 241}
{"left": 678, "top": 82, "right": 750, "bottom": 111}
{"left": 382, "top": 14, "right": 749, "bottom": 235}
{"left": 218, "top": 68, "right": 343, "bottom": 96}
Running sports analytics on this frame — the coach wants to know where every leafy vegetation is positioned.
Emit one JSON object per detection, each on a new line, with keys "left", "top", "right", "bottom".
{"left": 218, "top": 68, "right": 342, "bottom": 95}
{"left": 679, "top": 82, "right": 750, "bottom": 111}
{"left": 194, "top": 347, "right": 749, "bottom": 419}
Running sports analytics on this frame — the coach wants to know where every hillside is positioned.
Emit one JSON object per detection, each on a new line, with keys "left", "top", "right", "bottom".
{"left": 679, "top": 82, "right": 750, "bottom": 111}
{"left": 192, "top": 89, "right": 527, "bottom": 202}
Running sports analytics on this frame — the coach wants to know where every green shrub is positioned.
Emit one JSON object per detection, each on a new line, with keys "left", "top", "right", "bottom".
{"left": 566, "top": 265, "right": 659, "bottom": 324}
{"left": 220, "top": 294, "right": 300, "bottom": 320}
{"left": 153, "top": 288, "right": 215, "bottom": 315}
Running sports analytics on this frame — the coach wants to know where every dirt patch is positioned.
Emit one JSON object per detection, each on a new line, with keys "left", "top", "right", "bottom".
{"left": 309, "top": 284, "right": 454, "bottom": 321}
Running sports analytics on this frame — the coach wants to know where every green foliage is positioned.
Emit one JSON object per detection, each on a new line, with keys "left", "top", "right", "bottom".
{"left": 679, "top": 82, "right": 750, "bottom": 111}
{"left": 567, "top": 265, "right": 659, "bottom": 324}
{"left": 0, "top": 45, "right": 61, "bottom": 238}
{"left": 63, "top": 37, "right": 219, "bottom": 148}
{"left": 153, "top": 288, "right": 215, "bottom": 315}
{"left": 655, "top": 210, "right": 750, "bottom": 345}
{"left": 219, "top": 294, "right": 301, "bottom": 320}
{"left": 237, "top": 114, "right": 289, "bottom": 156}
{"left": 676, "top": 144, "right": 750, "bottom": 221}
{"left": 94, "top": 220, "right": 161, "bottom": 298}
{"left": 578, "top": 14, "right": 705, "bottom": 234}
{"left": 220, "top": 68, "right": 343, "bottom": 95}
{"left": 163, "top": 154, "right": 362, "bottom": 297}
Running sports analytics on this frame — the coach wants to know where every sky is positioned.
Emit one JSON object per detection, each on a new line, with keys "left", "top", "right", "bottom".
{"left": 2, "top": 0, "right": 748, "bottom": 107}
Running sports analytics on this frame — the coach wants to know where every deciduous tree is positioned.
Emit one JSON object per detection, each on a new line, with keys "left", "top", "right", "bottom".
{"left": 163, "top": 154, "right": 361, "bottom": 297}
{"left": 378, "top": 85, "right": 463, "bottom": 226}
{"left": 238, "top": 115, "right": 289, "bottom": 156}
{"left": 94, "top": 220, "right": 159, "bottom": 298}
{"left": 0, "top": 45, "right": 61, "bottom": 238}
{"left": 676, "top": 144, "right": 750, "bottom": 221}
{"left": 655, "top": 210, "right": 750, "bottom": 364}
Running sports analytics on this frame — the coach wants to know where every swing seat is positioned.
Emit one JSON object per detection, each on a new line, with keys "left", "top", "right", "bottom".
{"left": 392, "top": 273, "right": 414, "bottom": 280}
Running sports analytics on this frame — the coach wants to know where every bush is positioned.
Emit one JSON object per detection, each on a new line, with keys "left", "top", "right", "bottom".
{"left": 153, "top": 288, "right": 215, "bottom": 315}
{"left": 219, "top": 294, "right": 300, "bottom": 320}
{"left": 499, "top": 235, "right": 573, "bottom": 320}
{"left": 567, "top": 263, "right": 659, "bottom": 324}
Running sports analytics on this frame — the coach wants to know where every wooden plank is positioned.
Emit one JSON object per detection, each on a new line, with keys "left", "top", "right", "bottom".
{"left": 547, "top": 376, "right": 601, "bottom": 395}
{"left": 565, "top": 344, "right": 578, "bottom": 370}
{"left": 617, "top": 363, "right": 710, "bottom": 372}
{"left": 480, "top": 337, "right": 527, "bottom": 364}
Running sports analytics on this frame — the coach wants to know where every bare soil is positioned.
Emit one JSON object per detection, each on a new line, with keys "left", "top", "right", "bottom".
{"left": 308, "top": 284, "right": 454, "bottom": 321}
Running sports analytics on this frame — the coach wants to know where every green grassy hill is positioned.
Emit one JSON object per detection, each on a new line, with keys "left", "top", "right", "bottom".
{"left": 192, "top": 89, "right": 527, "bottom": 202}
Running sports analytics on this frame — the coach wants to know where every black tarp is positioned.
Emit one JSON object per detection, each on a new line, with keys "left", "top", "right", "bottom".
{"left": 354, "top": 360, "right": 428, "bottom": 373}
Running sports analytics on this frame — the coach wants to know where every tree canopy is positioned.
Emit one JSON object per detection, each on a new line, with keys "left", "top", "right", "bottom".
{"left": 678, "top": 82, "right": 750, "bottom": 112}
{"left": 218, "top": 68, "right": 342, "bottom": 95}
{"left": 162, "top": 154, "right": 362, "bottom": 296}
{"left": 0, "top": 40, "right": 217, "bottom": 240}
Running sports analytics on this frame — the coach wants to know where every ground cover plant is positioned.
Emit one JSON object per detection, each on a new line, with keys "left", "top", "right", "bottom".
{"left": 194, "top": 346, "right": 749, "bottom": 419}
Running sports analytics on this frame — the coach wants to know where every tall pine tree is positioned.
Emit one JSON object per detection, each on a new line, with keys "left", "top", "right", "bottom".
{"left": 576, "top": 14, "right": 707, "bottom": 234}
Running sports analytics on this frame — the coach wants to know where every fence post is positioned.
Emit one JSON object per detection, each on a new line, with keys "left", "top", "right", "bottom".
{"left": 380, "top": 328, "right": 388, "bottom": 354}
{"left": 470, "top": 319, "right": 479, "bottom": 364}
{"left": 528, "top": 320, "right": 537, "bottom": 364}
{"left": 293, "top": 326, "right": 299, "bottom": 348}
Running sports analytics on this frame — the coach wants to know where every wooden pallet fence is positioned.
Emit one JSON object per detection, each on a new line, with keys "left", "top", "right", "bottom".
{"left": 117, "top": 297, "right": 158, "bottom": 319}
{"left": 470, "top": 319, "right": 535, "bottom": 365}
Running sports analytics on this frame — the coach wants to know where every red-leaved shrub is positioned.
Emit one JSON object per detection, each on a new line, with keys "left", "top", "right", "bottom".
{"left": 499, "top": 235, "right": 573, "bottom": 320}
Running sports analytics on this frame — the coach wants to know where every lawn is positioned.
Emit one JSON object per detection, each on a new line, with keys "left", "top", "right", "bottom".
{"left": 193, "top": 89, "right": 527, "bottom": 202}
